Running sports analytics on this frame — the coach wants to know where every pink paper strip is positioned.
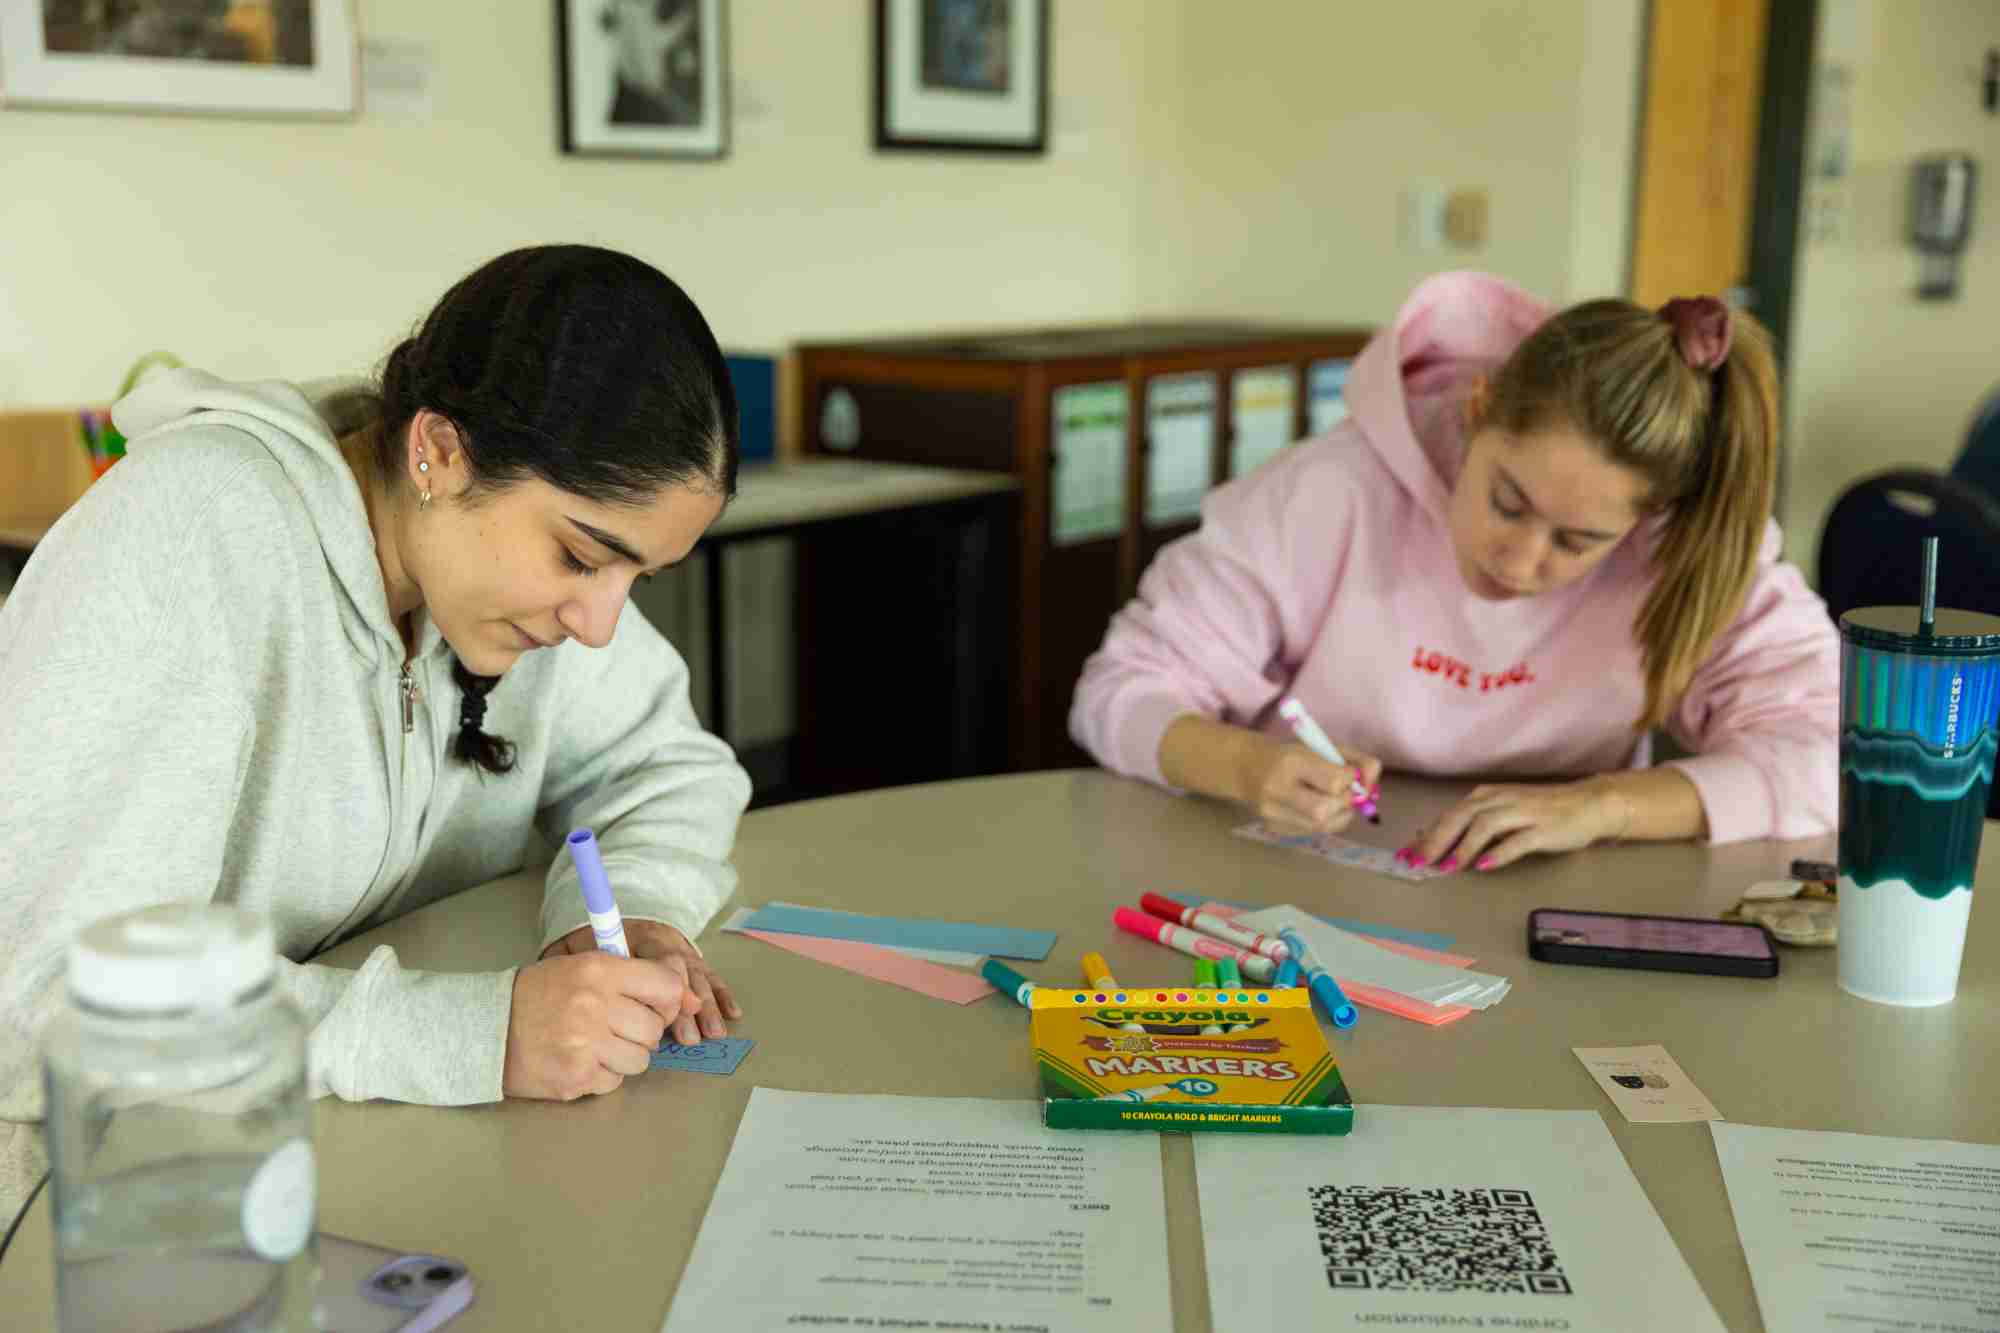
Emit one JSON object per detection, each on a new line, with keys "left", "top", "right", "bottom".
{"left": 739, "top": 928, "right": 996, "bottom": 1004}
{"left": 1340, "top": 979, "right": 1474, "bottom": 1026}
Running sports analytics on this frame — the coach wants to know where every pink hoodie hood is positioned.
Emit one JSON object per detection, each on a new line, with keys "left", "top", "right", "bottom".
{"left": 1069, "top": 271, "right": 1840, "bottom": 845}
{"left": 1344, "top": 270, "right": 1550, "bottom": 522}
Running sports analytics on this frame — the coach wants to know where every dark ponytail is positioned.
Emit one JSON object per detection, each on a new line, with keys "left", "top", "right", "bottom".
{"left": 369, "top": 245, "right": 739, "bottom": 775}
{"left": 451, "top": 658, "right": 515, "bottom": 775}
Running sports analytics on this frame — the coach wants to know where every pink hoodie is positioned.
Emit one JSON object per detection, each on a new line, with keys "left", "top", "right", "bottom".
{"left": 1069, "top": 271, "right": 1840, "bottom": 844}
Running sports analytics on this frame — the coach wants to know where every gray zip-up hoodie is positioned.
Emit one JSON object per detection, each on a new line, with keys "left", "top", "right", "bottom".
{"left": 0, "top": 370, "right": 751, "bottom": 1215}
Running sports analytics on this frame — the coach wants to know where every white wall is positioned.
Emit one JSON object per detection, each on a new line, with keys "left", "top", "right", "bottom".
{"left": 1144, "top": 0, "right": 1643, "bottom": 324}
{"left": 0, "top": 0, "right": 1167, "bottom": 402}
{"left": 0, "top": 1, "right": 1645, "bottom": 405}
{"left": 1783, "top": 0, "right": 2000, "bottom": 569}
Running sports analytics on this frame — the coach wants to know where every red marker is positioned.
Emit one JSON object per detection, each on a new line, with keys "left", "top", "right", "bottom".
{"left": 1139, "top": 893, "right": 1290, "bottom": 963}
{"left": 1113, "top": 906, "right": 1277, "bottom": 983}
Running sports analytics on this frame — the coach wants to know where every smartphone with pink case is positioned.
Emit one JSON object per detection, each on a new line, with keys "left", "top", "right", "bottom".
{"left": 1528, "top": 909, "right": 1779, "bottom": 978}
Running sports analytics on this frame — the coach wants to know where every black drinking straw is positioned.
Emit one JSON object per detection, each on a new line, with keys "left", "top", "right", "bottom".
{"left": 1919, "top": 536, "right": 1939, "bottom": 637}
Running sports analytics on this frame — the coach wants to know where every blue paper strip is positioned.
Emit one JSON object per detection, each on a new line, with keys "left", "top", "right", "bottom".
{"left": 737, "top": 904, "right": 1057, "bottom": 961}
{"left": 1163, "top": 892, "right": 1455, "bottom": 952}
{"left": 651, "top": 1036, "right": 754, "bottom": 1075}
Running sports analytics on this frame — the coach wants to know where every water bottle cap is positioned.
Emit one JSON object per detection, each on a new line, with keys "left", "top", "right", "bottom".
{"left": 68, "top": 904, "right": 276, "bottom": 1013}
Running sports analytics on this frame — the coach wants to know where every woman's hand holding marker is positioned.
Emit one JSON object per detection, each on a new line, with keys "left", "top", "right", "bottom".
{"left": 1244, "top": 732, "right": 1382, "bottom": 837}
{"left": 1275, "top": 698, "right": 1381, "bottom": 823}
{"left": 503, "top": 948, "right": 691, "bottom": 1101}
{"left": 542, "top": 919, "right": 738, "bottom": 1044}
{"left": 1400, "top": 779, "right": 1634, "bottom": 873}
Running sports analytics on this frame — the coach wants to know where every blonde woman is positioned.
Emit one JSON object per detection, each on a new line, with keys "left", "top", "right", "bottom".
{"left": 1071, "top": 271, "right": 1837, "bottom": 871}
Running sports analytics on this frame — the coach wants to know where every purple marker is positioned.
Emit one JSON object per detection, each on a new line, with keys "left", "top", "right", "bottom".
{"left": 566, "top": 828, "right": 630, "bottom": 957}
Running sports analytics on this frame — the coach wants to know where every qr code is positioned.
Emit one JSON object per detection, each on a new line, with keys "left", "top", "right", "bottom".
{"left": 1309, "top": 1186, "right": 1573, "bottom": 1295}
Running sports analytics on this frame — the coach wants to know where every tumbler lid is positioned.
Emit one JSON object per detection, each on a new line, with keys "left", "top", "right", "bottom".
{"left": 68, "top": 904, "right": 275, "bottom": 1013}
{"left": 1840, "top": 605, "right": 2000, "bottom": 655}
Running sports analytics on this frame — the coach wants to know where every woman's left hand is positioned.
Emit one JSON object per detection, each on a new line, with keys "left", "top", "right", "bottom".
{"left": 1402, "top": 780, "right": 1626, "bottom": 873}
{"left": 541, "top": 919, "right": 742, "bottom": 1045}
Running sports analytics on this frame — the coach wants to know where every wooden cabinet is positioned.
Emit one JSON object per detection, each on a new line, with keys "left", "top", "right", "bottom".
{"left": 795, "top": 322, "right": 1373, "bottom": 771}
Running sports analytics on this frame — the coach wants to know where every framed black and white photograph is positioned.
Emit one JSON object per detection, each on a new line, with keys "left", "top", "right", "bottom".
{"left": 558, "top": 0, "right": 726, "bottom": 160}
{"left": 0, "top": 0, "right": 356, "bottom": 115}
{"left": 876, "top": 0, "right": 1046, "bottom": 154}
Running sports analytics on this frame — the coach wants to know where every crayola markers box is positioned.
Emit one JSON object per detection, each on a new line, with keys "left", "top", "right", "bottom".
{"left": 1030, "top": 985, "right": 1353, "bottom": 1134}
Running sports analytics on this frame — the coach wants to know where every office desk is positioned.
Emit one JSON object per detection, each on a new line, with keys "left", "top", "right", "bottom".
{"left": 3, "top": 770, "right": 1994, "bottom": 1331}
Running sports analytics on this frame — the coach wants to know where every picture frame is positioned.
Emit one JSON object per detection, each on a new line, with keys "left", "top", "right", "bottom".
{"left": 0, "top": 0, "right": 357, "bottom": 116}
{"left": 558, "top": 0, "right": 726, "bottom": 160}
{"left": 875, "top": 0, "right": 1046, "bottom": 155}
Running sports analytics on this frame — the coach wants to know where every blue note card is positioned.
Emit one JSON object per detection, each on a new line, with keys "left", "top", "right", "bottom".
{"left": 739, "top": 903, "right": 1057, "bottom": 961}
{"left": 651, "top": 1036, "right": 755, "bottom": 1075}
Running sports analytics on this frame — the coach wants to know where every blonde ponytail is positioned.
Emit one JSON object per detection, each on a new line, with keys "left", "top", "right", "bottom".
{"left": 1482, "top": 300, "right": 1783, "bottom": 731}
{"left": 1630, "top": 318, "right": 1779, "bottom": 729}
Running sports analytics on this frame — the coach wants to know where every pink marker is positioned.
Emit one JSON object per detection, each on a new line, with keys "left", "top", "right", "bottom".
{"left": 1139, "top": 893, "right": 1290, "bottom": 962}
{"left": 1277, "top": 696, "right": 1379, "bottom": 822}
{"left": 1112, "top": 907, "right": 1277, "bottom": 983}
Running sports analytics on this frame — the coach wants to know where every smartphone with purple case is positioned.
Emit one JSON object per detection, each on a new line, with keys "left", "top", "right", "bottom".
{"left": 317, "top": 1234, "right": 475, "bottom": 1332}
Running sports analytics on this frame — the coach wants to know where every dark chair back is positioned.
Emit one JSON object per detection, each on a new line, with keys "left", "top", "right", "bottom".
{"left": 1950, "top": 388, "right": 2000, "bottom": 505}
{"left": 1818, "top": 468, "right": 2000, "bottom": 818}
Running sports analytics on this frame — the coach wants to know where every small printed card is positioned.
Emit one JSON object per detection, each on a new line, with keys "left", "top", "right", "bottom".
{"left": 651, "top": 1036, "right": 755, "bottom": 1076}
{"left": 1233, "top": 821, "right": 1449, "bottom": 882}
{"left": 1572, "top": 1044, "right": 1722, "bottom": 1123}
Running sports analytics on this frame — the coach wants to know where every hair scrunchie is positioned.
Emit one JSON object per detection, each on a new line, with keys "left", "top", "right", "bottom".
{"left": 458, "top": 679, "right": 491, "bottom": 734}
{"left": 1658, "top": 296, "right": 1733, "bottom": 371}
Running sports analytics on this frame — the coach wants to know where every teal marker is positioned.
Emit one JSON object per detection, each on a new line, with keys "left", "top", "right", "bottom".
{"left": 1278, "top": 927, "right": 1358, "bottom": 1030}
{"left": 981, "top": 958, "right": 1035, "bottom": 1009}
{"left": 1273, "top": 957, "right": 1302, "bottom": 989}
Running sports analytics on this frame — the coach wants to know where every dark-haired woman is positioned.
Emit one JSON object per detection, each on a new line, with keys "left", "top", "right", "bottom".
{"left": 0, "top": 246, "right": 750, "bottom": 1214}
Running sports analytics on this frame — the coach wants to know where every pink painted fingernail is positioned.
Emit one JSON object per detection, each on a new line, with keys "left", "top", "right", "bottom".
{"left": 1476, "top": 855, "right": 1496, "bottom": 871}
{"left": 1395, "top": 847, "right": 1414, "bottom": 864}
{"left": 1408, "top": 853, "right": 1429, "bottom": 868}
{"left": 1438, "top": 856, "right": 1459, "bottom": 872}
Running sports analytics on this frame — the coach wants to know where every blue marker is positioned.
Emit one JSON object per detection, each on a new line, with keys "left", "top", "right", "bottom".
{"left": 1273, "top": 957, "right": 1302, "bottom": 989}
{"left": 566, "top": 828, "right": 630, "bottom": 957}
{"left": 1278, "top": 927, "right": 1357, "bottom": 1030}
{"left": 981, "top": 958, "right": 1036, "bottom": 1008}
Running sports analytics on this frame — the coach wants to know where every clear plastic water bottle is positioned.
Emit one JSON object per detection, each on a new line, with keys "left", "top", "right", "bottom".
{"left": 43, "top": 904, "right": 316, "bottom": 1332}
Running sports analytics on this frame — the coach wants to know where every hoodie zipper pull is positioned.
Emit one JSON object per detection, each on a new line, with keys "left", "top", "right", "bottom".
{"left": 399, "top": 661, "right": 419, "bottom": 735}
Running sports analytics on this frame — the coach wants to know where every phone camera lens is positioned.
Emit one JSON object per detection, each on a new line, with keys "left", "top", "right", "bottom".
{"left": 426, "top": 1265, "right": 458, "bottom": 1284}
{"left": 378, "top": 1271, "right": 414, "bottom": 1291}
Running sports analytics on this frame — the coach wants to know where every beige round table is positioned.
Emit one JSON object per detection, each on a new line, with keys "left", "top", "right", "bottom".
{"left": 4, "top": 770, "right": 1994, "bottom": 1331}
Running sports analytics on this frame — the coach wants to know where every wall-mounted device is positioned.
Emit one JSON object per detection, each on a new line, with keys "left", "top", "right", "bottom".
{"left": 1909, "top": 154, "right": 1978, "bottom": 300}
